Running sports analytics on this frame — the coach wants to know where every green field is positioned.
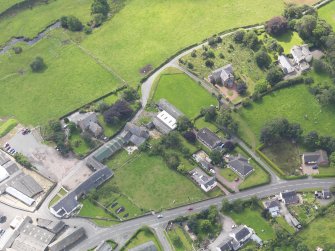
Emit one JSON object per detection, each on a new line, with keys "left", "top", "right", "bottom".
{"left": 182, "top": 35, "right": 267, "bottom": 94}
{"left": 319, "top": 0, "right": 335, "bottom": 29}
{"left": 122, "top": 228, "right": 162, "bottom": 251}
{"left": 106, "top": 152, "right": 207, "bottom": 211}
{"left": 0, "top": 0, "right": 92, "bottom": 45}
{"left": 228, "top": 208, "right": 275, "bottom": 241}
{"left": 0, "top": 29, "right": 121, "bottom": 125}
{"left": 236, "top": 84, "right": 335, "bottom": 146}
{"left": 166, "top": 226, "right": 193, "bottom": 251}
{"left": 0, "top": 0, "right": 24, "bottom": 13}
{"left": 299, "top": 205, "right": 335, "bottom": 249}
{"left": 82, "top": 0, "right": 284, "bottom": 84}
{"left": 153, "top": 73, "right": 217, "bottom": 118}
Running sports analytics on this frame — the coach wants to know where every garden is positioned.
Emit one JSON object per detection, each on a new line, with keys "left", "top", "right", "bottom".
{"left": 121, "top": 227, "right": 162, "bottom": 251}
{"left": 166, "top": 225, "right": 193, "bottom": 251}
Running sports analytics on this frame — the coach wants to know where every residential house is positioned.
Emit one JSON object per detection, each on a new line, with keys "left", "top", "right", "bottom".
{"left": 69, "top": 112, "right": 103, "bottom": 137}
{"left": 190, "top": 167, "right": 217, "bottom": 192}
{"left": 197, "top": 128, "right": 224, "bottom": 150}
{"left": 302, "top": 150, "right": 329, "bottom": 167}
{"left": 264, "top": 199, "right": 281, "bottom": 217}
{"left": 278, "top": 55, "right": 295, "bottom": 74}
{"left": 209, "top": 64, "right": 235, "bottom": 87}
{"left": 227, "top": 155, "right": 254, "bottom": 179}
{"left": 216, "top": 237, "right": 236, "bottom": 251}
{"left": 129, "top": 241, "right": 158, "bottom": 251}
{"left": 279, "top": 191, "right": 299, "bottom": 205}
{"left": 153, "top": 99, "right": 183, "bottom": 134}
{"left": 121, "top": 122, "right": 150, "bottom": 147}
{"left": 290, "top": 44, "right": 312, "bottom": 71}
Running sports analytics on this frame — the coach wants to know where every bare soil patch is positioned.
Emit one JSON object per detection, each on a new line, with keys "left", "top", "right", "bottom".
{"left": 139, "top": 64, "right": 153, "bottom": 75}
{"left": 215, "top": 84, "right": 239, "bottom": 101}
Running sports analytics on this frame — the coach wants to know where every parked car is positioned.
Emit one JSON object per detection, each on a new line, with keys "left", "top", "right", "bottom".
{"left": 188, "top": 207, "right": 193, "bottom": 211}
{"left": 312, "top": 165, "right": 318, "bottom": 170}
{"left": 157, "top": 214, "right": 163, "bottom": 219}
{"left": 116, "top": 207, "right": 125, "bottom": 214}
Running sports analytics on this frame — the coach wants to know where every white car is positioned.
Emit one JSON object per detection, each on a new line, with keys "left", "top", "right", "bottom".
{"left": 157, "top": 214, "right": 163, "bottom": 219}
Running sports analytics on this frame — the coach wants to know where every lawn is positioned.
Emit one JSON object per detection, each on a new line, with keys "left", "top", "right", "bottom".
{"left": 68, "top": 130, "right": 94, "bottom": 157}
{"left": 298, "top": 205, "right": 335, "bottom": 249}
{"left": 220, "top": 168, "right": 239, "bottom": 182}
{"left": 152, "top": 72, "right": 217, "bottom": 118}
{"left": 0, "top": 118, "right": 18, "bottom": 137}
{"left": 121, "top": 228, "right": 162, "bottom": 251}
{"left": 275, "top": 216, "right": 296, "bottom": 234}
{"left": 319, "top": 0, "right": 335, "bottom": 29}
{"left": 194, "top": 117, "right": 218, "bottom": 132}
{"left": 237, "top": 84, "right": 335, "bottom": 147}
{"left": 273, "top": 31, "right": 303, "bottom": 54}
{"left": 0, "top": 0, "right": 24, "bottom": 13}
{"left": 228, "top": 208, "right": 275, "bottom": 241}
{"left": 48, "top": 194, "right": 61, "bottom": 207}
{"left": 106, "top": 153, "right": 207, "bottom": 211}
{"left": 82, "top": 0, "right": 284, "bottom": 85}
{"left": 166, "top": 226, "right": 193, "bottom": 251}
{"left": 0, "top": 0, "right": 92, "bottom": 45}
{"left": 0, "top": 29, "right": 121, "bottom": 125}
{"left": 182, "top": 35, "right": 267, "bottom": 94}
{"left": 78, "top": 199, "right": 119, "bottom": 224}
{"left": 261, "top": 141, "right": 305, "bottom": 176}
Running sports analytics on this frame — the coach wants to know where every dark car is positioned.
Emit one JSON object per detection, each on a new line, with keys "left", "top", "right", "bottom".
{"left": 116, "top": 206, "right": 125, "bottom": 214}
{"left": 111, "top": 202, "right": 118, "bottom": 208}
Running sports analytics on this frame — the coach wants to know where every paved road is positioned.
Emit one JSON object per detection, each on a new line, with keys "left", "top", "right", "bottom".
{"left": 73, "top": 178, "right": 335, "bottom": 250}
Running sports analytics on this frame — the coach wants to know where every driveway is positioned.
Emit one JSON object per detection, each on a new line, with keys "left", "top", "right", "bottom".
{"left": 208, "top": 214, "right": 235, "bottom": 251}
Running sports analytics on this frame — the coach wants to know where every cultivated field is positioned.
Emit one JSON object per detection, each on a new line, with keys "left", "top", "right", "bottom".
{"left": 153, "top": 72, "right": 217, "bottom": 118}
{"left": 0, "top": 0, "right": 92, "bottom": 45}
{"left": 0, "top": 30, "right": 121, "bottom": 125}
{"left": 318, "top": 0, "right": 335, "bottom": 29}
{"left": 236, "top": 84, "right": 335, "bottom": 147}
{"left": 82, "top": 0, "right": 284, "bottom": 84}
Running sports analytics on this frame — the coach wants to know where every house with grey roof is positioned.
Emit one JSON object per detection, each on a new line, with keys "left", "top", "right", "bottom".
{"left": 121, "top": 122, "right": 149, "bottom": 146}
{"left": 95, "top": 241, "right": 113, "bottom": 251}
{"left": 48, "top": 227, "right": 85, "bottom": 251}
{"left": 290, "top": 44, "right": 312, "bottom": 71}
{"left": 190, "top": 167, "right": 217, "bottom": 192}
{"left": 129, "top": 241, "right": 158, "bottom": 251}
{"left": 280, "top": 191, "right": 299, "bottom": 205}
{"left": 227, "top": 155, "right": 254, "bottom": 178}
{"left": 50, "top": 167, "right": 113, "bottom": 218}
{"left": 302, "top": 150, "right": 329, "bottom": 167}
{"left": 278, "top": 55, "right": 295, "bottom": 74}
{"left": 209, "top": 64, "right": 234, "bottom": 87}
{"left": 216, "top": 237, "right": 236, "bottom": 251}
{"left": 264, "top": 199, "right": 281, "bottom": 217}
{"left": 36, "top": 218, "right": 66, "bottom": 234}
{"left": 197, "top": 128, "right": 224, "bottom": 150}
{"left": 228, "top": 225, "right": 254, "bottom": 250}
{"left": 68, "top": 112, "right": 103, "bottom": 137}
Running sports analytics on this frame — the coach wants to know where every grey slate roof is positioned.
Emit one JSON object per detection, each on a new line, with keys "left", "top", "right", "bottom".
{"left": 89, "top": 122, "right": 103, "bottom": 136}
{"left": 3, "top": 161, "right": 19, "bottom": 175}
{"left": 122, "top": 122, "right": 149, "bottom": 146}
{"left": 265, "top": 199, "right": 280, "bottom": 209}
{"left": 153, "top": 117, "right": 172, "bottom": 134}
{"left": 209, "top": 64, "right": 234, "bottom": 86}
{"left": 95, "top": 241, "right": 113, "bottom": 251}
{"left": 36, "top": 218, "right": 66, "bottom": 234}
{"left": 233, "top": 226, "right": 251, "bottom": 242}
{"left": 129, "top": 241, "right": 158, "bottom": 251}
{"left": 0, "top": 150, "right": 10, "bottom": 166}
{"left": 217, "top": 238, "right": 234, "bottom": 251}
{"left": 48, "top": 227, "right": 85, "bottom": 251}
{"left": 157, "top": 99, "right": 183, "bottom": 119}
{"left": 228, "top": 155, "right": 254, "bottom": 178}
{"left": 51, "top": 167, "right": 113, "bottom": 217}
{"left": 69, "top": 112, "right": 98, "bottom": 131}
{"left": 281, "top": 191, "right": 299, "bottom": 205}
{"left": 197, "top": 128, "right": 223, "bottom": 150}
{"left": 303, "top": 150, "right": 329, "bottom": 166}
{"left": 11, "top": 174, "right": 43, "bottom": 197}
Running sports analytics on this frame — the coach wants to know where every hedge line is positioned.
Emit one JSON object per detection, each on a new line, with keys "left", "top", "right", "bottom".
{"left": 256, "top": 147, "right": 285, "bottom": 177}
{"left": 0, "top": 118, "right": 18, "bottom": 138}
{"left": 239, "top": 180, "right": 270, "bottom": 191}
{"left": 312, "top": 173, "right": 335, "bottom": 178}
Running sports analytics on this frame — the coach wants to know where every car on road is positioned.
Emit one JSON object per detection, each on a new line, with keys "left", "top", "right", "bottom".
{"left": 157, "top": 214, "right": 163, "bottom": 218}
{"left": 187, "top": 207, "right": 193, "bottom": 211}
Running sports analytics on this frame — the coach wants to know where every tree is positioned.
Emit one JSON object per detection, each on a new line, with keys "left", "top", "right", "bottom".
{"left": 216, "top": 109, "right": 238, "bottom": 136}
{"left": 103, "top": 100, "right": 133, "bottom": 125}
{"left": 286, "top": 123, "right": 303, "bottom": 142}
{"left": 164, "top": 153, "right": 180, "bottom": 170}
{"left": 30, "top": 57, "right": 45, "bottom": 72}
{"left": 255, "top": 50, "right": 271, "bottom": 68}
{"left": 232, "top": 199, "right": 244, "bottom": 213}
{"left": 121, "top": 87, "right": 139, "bottom": 102}
{"left": 61, "top": 16, "right": 83, "bottom": 31}
{"left": 183, "top": 131, "right": 196, "bottom": 144}
{"left": 92, "top": 13, "right": 105, "bottom": 27}
{"left": 304, "top": 131, "right": 319, "bottom": 149}
{"left": 223, "top": 141, "right": 235, "bottom": 152}
{"left": 234, "top": 29, "right": 246, "bottom": 43}
{"left": 91, "top": 0, "right": 110, "bottom": 16}
{"left": 199, "top": 220, "right": 211, "bottom": 232}
{"left": 266, "top": 66, "right": 284, "bottom": 86}
{"left": 162, "top": 132, "right": 181, "bottom": 149}
{"left": 221, "top": 199, "right": 232, "bottom": 213}
{"left": 243, "top": 30, "right": 259, "bottom": 50}
{"left": 201, "top": 106, "right": 217, "bottom": 122}
{"left": 177, "top": 116, "right": 192, "bottom": 132}
{"left": 265, "top": 16, "right": 288, "bottom": 36}
{"left": 205, "top": 59, "right": 214, "bottom": 68}
{"left": 236, "top": 82, "right": 248, "bottom": 95}
{"left": 210, "top": 150, "right": 223, "bottom": 165}
{"left": 67, "top": 122, "right": 77, "bottom": 134}
{"left": 295, "top": 15, "right": 317, "bottom": 41}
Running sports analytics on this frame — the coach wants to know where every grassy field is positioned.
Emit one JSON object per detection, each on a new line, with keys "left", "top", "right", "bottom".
{"left": 0, "top": 118, "right": 17, "bottom": 137}
{"left": 152, "top": 72, "right": 217, "bottom": 118}
{"left": 228, "top": 208, "right": 275, "bottom": 241}
{"left": 0, "top": 29, "right": 121, "bottom": 125}
{"left": 122, "top": 228, "right": 162, "bottom": 251}
{"left": 82, "top": 0, "right": 284, "bottom": 85}
{"left": 298, "top": 205, "right": 335, "bottom": 249}
{"left": 273, "top": 31, "right": 303, "bottom": 54}
{"left": 194, "top": 117, "right": 218, "bottom": 132}
{"left": 105, "top": 152, "right": 207, "bottom": 211}
{"left": 319, "top": 0, "right": 335, "bottom": 29}
{"left": 182, "top": 35, "right": 267, "bottom": 94}
{"left": 0, "top": 0, "right": 24, "bottom": 14}
{"left": 0, "top": 0, "right": 92, "bottom": 45}
{"left": 166, "top": 226, "right": 193, "bottom": 251}
{"left": 236, "top": 84, "right": 335, "bottom": 147}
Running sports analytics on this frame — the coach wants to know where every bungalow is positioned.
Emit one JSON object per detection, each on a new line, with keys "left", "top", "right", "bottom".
{"left": 290, "top": 44, "right": 312, "bottom": 71}
{"left": 279, "top": 191, "right": 299, "bottom": 205}
{"left": 197, "top": 128, "right": 224, "bottom": 150}
{"left": 190, "top": 167, "right": 217, "bottom": 192}
{"left": 264, "top": 199, "right": 281, "bottom": 217}
{"left": 278, "top": 55, "right": 295, "bottom": 74}
{"left": 302, "top": 150, "right": 329, "bottom": 167}
{"left": 209, "top": 64, "right": 234, "bottom": 87}
{"left": 227, "top": 155, "right": 254, "bottom": 179}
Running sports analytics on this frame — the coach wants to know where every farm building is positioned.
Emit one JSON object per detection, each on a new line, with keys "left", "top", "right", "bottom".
{"left": 121, "top": 122, "right": 150, "bottom": 147}
{"left": 68, "top": 112, "right": 103, "bottom": 137}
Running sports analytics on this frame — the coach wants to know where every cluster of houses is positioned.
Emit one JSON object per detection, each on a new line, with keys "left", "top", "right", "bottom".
{"left": 278, "top": 44, "right": 313, "bottom": 75}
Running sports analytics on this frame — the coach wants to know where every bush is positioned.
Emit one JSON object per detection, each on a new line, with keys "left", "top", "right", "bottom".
{"left": 30, "top": 57, "right": 46, "bottom": 72}
{"left": 236, "top": 82, "right": 247, "bottom": 95}
{"left": 0, "top": 119, "right": 18, "bottom": 137}
{"left": 61, "top": 16, "right": 83, "bottom": 31}
{"left": 12, "top": 47, "right": 22, "bottom": 54}
{"left": 234, "top": 29, "right": 246, "bottom": 43}
{"left": 265, "top": 16, "right": 288, "bottom": 36}
{"left": 183, "top": 131, "right": 196, "bottom": 144}
{"left": 205, "top": 60, "right": 214, "bottom": 68}
{"left": 91, "top": 0, "right": 110, "bottom": 16}
{"left": 266, "top": 66, "right": 284, "bottom": 86}
{"left": 255, "top": 50, "right": 271, "bottom": 68}
{"left": 14, "top": 153, "right": 33, "bottom": 169}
